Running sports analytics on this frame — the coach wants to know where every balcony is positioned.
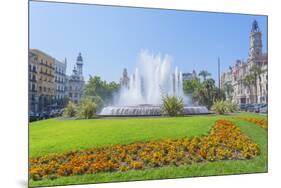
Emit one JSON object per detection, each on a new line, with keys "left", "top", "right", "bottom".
{"left": 39, "top": 71, "right": 55, "bottom": 77}
{"left": 40, "top": 62, "right": 55, "bottom": 70}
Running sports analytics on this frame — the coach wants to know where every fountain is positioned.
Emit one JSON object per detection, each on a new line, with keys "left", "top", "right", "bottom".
{"left": 100, "top": 50, "right": 208, "bottom": 116}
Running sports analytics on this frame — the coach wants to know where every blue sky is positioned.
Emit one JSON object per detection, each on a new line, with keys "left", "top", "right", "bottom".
{"left": 29, "top": 1, "right": 267, "bottom": 84}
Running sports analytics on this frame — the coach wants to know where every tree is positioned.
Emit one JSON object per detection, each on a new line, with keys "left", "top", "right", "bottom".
{"left": 250, "top": 64, "right": 265, "bottom": 103}
{"left": 223, "top": 81, "right": 234, "bottom": 100}
{"left": 64, "top": 101, "right": 77, "bottom": 117}
{"left": 243, "top": 74, "right": 255, "bottom": 103}
{"left": 201, "top": 79, "right": 216, "bottom": 108}
{"left": 183, "top": 78, "right": 200, "bottom": 102}
{"left": 83, "top": 76, "right": 120, "bottom": 106}
{"left": 78, "top": 98, "right": 97, "bottom": 119}
{"left": 161, "top": 95, "right": 184, "bottom": 116}
{"left": 198, "top": 70, "right": 211, "bottom": 81}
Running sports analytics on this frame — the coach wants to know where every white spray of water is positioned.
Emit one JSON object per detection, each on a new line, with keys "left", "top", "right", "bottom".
{"left": 115, "top": 50, "right": 189, "bottom": 106}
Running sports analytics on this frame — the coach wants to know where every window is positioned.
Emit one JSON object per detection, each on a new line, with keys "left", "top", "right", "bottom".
{"left": 39, "top": 87, "right": 42, "bottom": 92}
{"left": 32, "top": 84, "right": 35, "bottom": 91}
{"left": 69, "top": 93, "right": 72, "bottom": 97}
{"left": 43, "top": 87, "right": 46, "bottom": 92}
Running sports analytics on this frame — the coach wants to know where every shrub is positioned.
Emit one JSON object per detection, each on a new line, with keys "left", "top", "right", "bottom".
{"left": 64, "top": 101, "right": 77, "bottom": 117}
{"left": 211, "top": 100, "right": 227, "bottom": 115}
{"left": 78, "top": 98, "right": 97, "bottom": 119}
{"left": 161, "top": 95, "right": 184, "bottom": 116}
{"left": 225, "top": 100, "right": 238, "bottom": 113}
{"left": 211, "top": 100, "right": 238, "bottom": 115}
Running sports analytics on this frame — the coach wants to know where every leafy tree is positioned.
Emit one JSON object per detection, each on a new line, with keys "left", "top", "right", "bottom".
{"left": 161, "top": 95, "right": 184, "bottom": 116}
{"left": 223, "top": 81, "right": 234, "bottom": 100}
{"left": 250, "top": 64, "right": 265, "bottom": 103}
{"left": 198, "top": 70, "right": 211, "bottom": 81}
{"left": 183, "top": 78, "right": 200, "bottom": 94}
{"left": 64, "top": 101, "right": 77, "bottom": 117}
{"left": 78, "top": 98, "right": 97, "bottom": 119}
{"left": 83, "top": 76, "right": 120, "bottom": 106}
{"left": 243, "top": 74, "right": 255, "bottom": 103}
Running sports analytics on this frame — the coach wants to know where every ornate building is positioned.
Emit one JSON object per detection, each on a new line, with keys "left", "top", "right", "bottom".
{"left": 66, "top": 53, "right": 85, "bottom": 104}
{"left": 221, "top": 20, "right": 268, "bottom": 105}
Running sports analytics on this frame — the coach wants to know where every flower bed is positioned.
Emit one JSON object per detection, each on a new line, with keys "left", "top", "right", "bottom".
{"left": 233, "top": 117, "right": 268, "bottom": 129}
{"left": 29, "top": 119, "right": 259, "bottom": 181}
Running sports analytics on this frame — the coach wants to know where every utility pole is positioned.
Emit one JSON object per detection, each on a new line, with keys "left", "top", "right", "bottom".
{"left": 218, "top": 57, "right": 221, "bottom": 89}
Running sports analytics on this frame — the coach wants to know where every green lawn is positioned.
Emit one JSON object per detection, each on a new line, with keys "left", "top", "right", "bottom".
{"left": 29, "top": 113, "right": 267, "bottom": 187}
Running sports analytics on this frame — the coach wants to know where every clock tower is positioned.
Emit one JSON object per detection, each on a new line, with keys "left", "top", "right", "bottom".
{"left": 249, "top": 20, "right": 262, "bottom": 60}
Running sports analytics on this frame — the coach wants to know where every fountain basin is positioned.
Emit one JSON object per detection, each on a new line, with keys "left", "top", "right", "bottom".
{"left": 99, "top": 105, "right": 209, "bottom": 117}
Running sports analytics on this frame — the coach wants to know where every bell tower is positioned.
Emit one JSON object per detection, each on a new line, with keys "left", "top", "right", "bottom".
{"left": 76, "top": 52, "right": 83, "bottom": 76}
{"left": 249, "top": 20, "right": 262, "bottom": 60}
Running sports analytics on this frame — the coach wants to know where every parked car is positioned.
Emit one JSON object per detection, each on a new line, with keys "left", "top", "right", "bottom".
{"left": 29, "top": 112, "right": 37, "bottom": 122}
{"left": 259, "top": 104, "right": 268, "bottom": 113}
{"left": 39, "top": 111, "right": 49, "bottom": 119}
{"left": 58, "top": 109, "right": 64, "bottom": 116}
{"left": 239, "top": 104, "right": 247, "bottom": 111}
{"left": 245, "top": 104, "right": 255, "bottom": 112}
{"left": 49, "top": 109, "right": 58, "bottom": 117}
{"left": 254, "top": 103, "right": 266, "bottom": 113}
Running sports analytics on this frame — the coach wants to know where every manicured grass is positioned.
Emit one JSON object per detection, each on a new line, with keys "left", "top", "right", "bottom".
{"left": 29, "top": 115, "right": 219, "bottom": 157}
{"left": 29, "top": 113, "right": 267, "bottom": 187}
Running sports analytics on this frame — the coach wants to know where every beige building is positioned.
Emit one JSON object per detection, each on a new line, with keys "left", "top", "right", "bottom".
{"left": 30, "top": 49, "right": 56, "bottom": 112}
{"left": 221, "top": 20, "right": 268, "bottom": 105}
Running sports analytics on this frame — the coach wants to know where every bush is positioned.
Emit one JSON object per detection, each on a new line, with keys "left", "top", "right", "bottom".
{"left": 211, "top": 100, "right": 238, "bottom": 115}
{"left": 78, "top": 98, "right": 97, "bottom": 119}
{"left": 161, "top": 95, "right": 184, "bottom": 116}
{"left": 225, "top": 100, "right": 238, "bottom": 113}
{"left": 64, "top": 101, "right": 77, "bottom": 117}
{"left": 211, "top": 100, "right": 227, "bottom": 115}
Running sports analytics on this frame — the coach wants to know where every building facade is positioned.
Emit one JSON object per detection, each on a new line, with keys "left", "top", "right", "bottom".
{"left": 221, "top": 20, "right": 268, "bottom": 105}
{"left": 28, "top": 51, "right": 39, "bottom": 113}
{"left": 66, "top": 53, "right": 85, "bottom": 104}
{"left": 182, "top": 70, "right": 197, "bottom": 81}
{"left": 54, "top": 58, "right": 67, "bottom": 108}
{"left": 30, "top": 49, "right": 56, "bottom": 112}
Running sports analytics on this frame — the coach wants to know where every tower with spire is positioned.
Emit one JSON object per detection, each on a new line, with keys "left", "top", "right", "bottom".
{"left": 66, "top": 52, "right": 85, "bottom": 104}
{"left": 76, "top": 52, "right": 83, "bottom": 76}
{"left": 249, "top": 20, "right": 262, "bottom": 60}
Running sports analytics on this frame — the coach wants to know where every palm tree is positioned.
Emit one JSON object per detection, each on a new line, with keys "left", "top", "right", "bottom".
{"left": 198, "top": 70, "right": 211, "bottom": 81}
{"left": 250, "top": 64, "right": 265, "bottom": 103}
{"left": 243, "top": 74, "right": 255, "bottom": 103}
{"left": 223, "top": 81, "right": 234, "bottom": 100}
